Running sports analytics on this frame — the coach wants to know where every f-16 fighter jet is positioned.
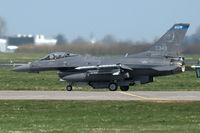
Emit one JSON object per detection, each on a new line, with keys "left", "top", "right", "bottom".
{"left": 12, "top": 23, "right": 189, "bottom": 91}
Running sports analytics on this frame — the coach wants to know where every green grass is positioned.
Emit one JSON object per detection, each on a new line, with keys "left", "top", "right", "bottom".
{"left": 0, "top": 67, "right": 93, "bottom": 91}
{"left": 185, "top": 54, "right": 200, "bottom": 61}
{"left": 0, "top": 52, "right": 46, "bottom": 63}
{"left": 0, "top": 67, "right": 200, "bottom": 91}
{"left": 0, "top": 100, "right": 200, "bottom": 133}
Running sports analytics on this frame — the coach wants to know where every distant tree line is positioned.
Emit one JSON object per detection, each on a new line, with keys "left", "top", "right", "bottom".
{"left": 183, "top": 26, "right": 200, "bottom": 46}
{"left": 182, "top": 26, "right": 200, "bottom": 54}
{"left": 54, "top": 34, "right": 127, "bottom": 45}
{"left": 51, "top": 28, "right": 200, "bottom": 55}
{"left": 16, "top": 42, "right": 200, "bottom": 55}
{"left": 16, "top": 43, "right": 151, "bottom": 56}
{"left": 183, "top": 43, "right": 200, "bottom": 54}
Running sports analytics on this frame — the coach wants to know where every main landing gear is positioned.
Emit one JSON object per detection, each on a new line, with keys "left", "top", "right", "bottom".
{"left": 108, "top": 83, "right": 118, "bottom": 91}
{"left": 66, "top": 85, "right": 72, "bottom": 91}
{"left": 66, "top": 83, "right": 130, "bottom": 91}
{"left": 120, "top": 86, "right": 129, "bottom": 91}
{"left": 108, "top": 83, "right": 130, "bottom": 91}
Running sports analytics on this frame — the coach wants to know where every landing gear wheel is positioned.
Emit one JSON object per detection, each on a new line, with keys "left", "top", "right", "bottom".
{"left": 66, "top": 85, "right": 72, "bottom": 91}
{"left": 108, "top": 83, "right": 118, "bottom": 91}
{"left": 120, "top": 86, "right": 129, "bottom": 91}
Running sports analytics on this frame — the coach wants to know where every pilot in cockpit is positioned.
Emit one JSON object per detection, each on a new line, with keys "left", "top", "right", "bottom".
{"left": 40, "top": 52, "right": 77, "bottom": 60}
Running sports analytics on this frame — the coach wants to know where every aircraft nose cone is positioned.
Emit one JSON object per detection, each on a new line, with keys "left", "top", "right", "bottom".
{"left": 12, "top": 64, "right": 30, "bottom": 72}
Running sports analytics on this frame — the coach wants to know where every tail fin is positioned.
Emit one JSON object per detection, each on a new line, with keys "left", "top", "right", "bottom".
{"left": 148, "top": 23, "right": 189, "bottom": 57}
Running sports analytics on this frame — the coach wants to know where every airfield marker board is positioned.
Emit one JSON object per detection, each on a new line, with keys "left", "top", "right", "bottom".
{"left": 191, "top": 66, "right": 200, "bottom": 78}
{"left": 196, "top": 68, "right": 200, "bottom": 78}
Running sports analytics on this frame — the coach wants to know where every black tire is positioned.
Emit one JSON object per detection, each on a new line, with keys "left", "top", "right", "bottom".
{"left": 66, "top": 85, "right": 72, "bottom": 91}
{"left": 108, "top": 83, "right": 118, "bottom": 91}
{"left": 120, "top": 86, "right": 129, "bottom": 91}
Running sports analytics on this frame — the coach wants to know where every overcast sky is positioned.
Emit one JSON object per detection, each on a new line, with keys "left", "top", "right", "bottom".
{"left": 0, "top": 0, "right": 199, "bottom": 42}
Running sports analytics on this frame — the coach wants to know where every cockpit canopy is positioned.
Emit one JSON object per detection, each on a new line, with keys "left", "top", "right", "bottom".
{"left": 40, "top": 52, "right": 78, "bottom": 60}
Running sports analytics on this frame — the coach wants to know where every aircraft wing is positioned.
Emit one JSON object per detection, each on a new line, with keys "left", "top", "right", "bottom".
{"left": 75, "top": 64, "right": 133, "bottom": 71}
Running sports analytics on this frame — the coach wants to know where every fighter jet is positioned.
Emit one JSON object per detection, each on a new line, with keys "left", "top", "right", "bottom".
{"left": 12, "top": 23, "right": 189, "bottom": 91}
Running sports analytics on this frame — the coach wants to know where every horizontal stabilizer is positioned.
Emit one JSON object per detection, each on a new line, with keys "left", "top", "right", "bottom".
{"left": 152, "top": 66, "right": 178, "bottom": 71}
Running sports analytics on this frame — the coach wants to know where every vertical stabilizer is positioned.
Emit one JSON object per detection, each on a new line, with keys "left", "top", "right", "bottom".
{"left": 128, "top": 23, "right": 190, "bottom": 58}
{"left": 149, "top": 23, "right": 190, "bottom": 57}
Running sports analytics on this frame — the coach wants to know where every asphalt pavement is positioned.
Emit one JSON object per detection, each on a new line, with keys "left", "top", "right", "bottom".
{"left": 1, "top": 91, "right": 200, "bottom": 101}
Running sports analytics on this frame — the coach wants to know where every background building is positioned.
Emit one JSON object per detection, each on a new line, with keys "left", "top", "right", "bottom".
{"left": 0, "top": 38, "right": 7, "bottom": 52}
{"left": 0, "top": 34, "right": 57, "bottom": 52}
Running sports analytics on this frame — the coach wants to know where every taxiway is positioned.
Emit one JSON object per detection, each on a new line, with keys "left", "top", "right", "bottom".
{"left": 1, "top": 91, "right": 200, "bottom": 101}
